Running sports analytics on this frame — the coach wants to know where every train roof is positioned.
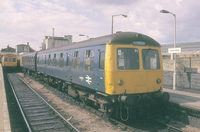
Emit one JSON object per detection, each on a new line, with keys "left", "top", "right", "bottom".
{"left": 38, "top": 32, "right": 160, "bottom": 54}
{"left": 2, "top": 54, "right": 17, "bottom": 57}
{"left": 0, "top": 52, "right": 17, "bottom": 56}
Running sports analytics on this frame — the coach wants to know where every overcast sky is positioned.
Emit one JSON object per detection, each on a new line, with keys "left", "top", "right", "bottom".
{"left": 1, "top": 0, "right": 200, "bottom": 50}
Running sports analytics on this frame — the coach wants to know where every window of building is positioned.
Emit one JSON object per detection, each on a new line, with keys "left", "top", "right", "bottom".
{"left": 4, "top": 58, "right": 7, "bottom": 62}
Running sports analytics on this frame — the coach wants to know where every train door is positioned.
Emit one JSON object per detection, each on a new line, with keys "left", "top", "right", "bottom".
{"left": 44, "top": 55, "right": 47, "bottom": 74}
{"left": 35, "top": 52, "right": 38, "bottom": 71}
{"left": 95, "top": 46, "right": 106, "bottom": 92}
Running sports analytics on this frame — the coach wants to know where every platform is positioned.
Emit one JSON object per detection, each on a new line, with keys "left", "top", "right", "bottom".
{"left": 164, "top": 88, "right": 200, "bottom": 111}
{"left": 0, "top": 64, "right": 11, "bottom": 132}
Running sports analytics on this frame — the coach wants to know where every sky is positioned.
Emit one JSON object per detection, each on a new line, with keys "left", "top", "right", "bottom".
{"left": 0, "top": 0, "right": 200, "bottom": 51}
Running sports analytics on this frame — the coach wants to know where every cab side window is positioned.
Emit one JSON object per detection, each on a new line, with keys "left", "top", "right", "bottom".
{"left": 99, "top": 51, "right": 105, "bottom": 70}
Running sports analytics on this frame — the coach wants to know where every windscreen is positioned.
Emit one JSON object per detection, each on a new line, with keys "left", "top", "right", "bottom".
{"left": 117, "top": 48, "right": 139, "bottom": 70}
{"left": 142, "top": 49, "right": 160, "bottom": 70}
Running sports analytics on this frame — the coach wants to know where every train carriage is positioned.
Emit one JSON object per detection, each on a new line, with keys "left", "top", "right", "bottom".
{"left": 36, "top": 39, "right": 107, "bottom": 92}
{"left": 0, "top": 55, "right": 3, "bottom": 63}
{"left": 21, "top": 52, "right": 38, "bottom": 74}
{"left": 22, "top": 32, "right": 169, "bottom": 121}
{"left": 1, "top": 54, "right": 17, "bottom": 68}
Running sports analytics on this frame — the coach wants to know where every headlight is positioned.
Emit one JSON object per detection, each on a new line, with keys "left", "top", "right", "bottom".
{"left": 118, "top": 80, "right": 124, "bottom": 86}
{"left": 156, "top": 78, "right": 161, "bottom": 84}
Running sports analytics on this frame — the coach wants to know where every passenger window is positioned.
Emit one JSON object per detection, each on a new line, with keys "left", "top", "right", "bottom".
{"left": 59, "top": 53, "right": 64, "bottom": 68}
{"left": 83, "top": 50, "right": 94, "bottom": 72}
{"left": 41, "top": 56, "right": 44, "bottom": 65}
{"left": 99, "top": 51, "right": 105, "bottom": 70}
{"left": 53, "top": 54, "right": 57, "bottom": 66}
{"left": 60, "top": 53, "right": 63, "bottom": 58}
{"left": 72, "top": 51, "right": 80, "bottom": 70}
{"left": 45, "top": 55, "right": 46, "bottom": 64}
{"left": 4, "top": 58, "right": 7, "bottom": 62}
{"left": 48, "top": 54, "right": 51, "bottom": 66}
{"left": 117, "top": 48, "right": 139, "bottom": 70}
{"left": 66, "top": 53, "right": 70, "bottom": 66}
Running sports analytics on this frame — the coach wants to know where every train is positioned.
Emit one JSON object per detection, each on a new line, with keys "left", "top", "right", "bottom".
{"left": 21, "top": 32, "right": 170, "bottom": 121}
{"left": 0, "top": 55, "right": 2, "bottom": 63}
{"left": 1, "top": 54, "right": 18, "bottom": 69}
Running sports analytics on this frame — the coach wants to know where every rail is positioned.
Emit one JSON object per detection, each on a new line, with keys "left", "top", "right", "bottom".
{"left": 7, "top": 73, "right": 79, "bottom": 132}
{"left": 18, "top": 76, "right": 80, "bottom": 132}
{"left": 8, "top": 75, "right": 32, "bottom": 132}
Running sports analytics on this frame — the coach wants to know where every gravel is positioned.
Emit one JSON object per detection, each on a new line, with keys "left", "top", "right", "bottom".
{"left": 17, "top": 73, "right": 124, "bottom": 132}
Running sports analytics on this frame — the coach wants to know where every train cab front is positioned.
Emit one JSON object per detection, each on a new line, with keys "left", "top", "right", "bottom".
{"left": 104, "top": 38, "right": 170, "bottom": 121}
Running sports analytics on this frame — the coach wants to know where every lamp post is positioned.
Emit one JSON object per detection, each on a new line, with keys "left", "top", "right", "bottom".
{"left": 79, "top": 34, "right": 89, "bottom": 39}
{"left": 160, "top": 9, "right": 176, "bottom": 90}
{"left": 111, "top": 14, "right": 127, "bottom": 34}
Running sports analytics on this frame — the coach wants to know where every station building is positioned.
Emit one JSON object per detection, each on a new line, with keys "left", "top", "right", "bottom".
{"left": 41, "top": 35, "right": 72, "bottom": 50}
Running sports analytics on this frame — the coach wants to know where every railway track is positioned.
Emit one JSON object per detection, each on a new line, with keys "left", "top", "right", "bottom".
{"left": 4, "top": 71, "right": 29, "bottom": 131}
{"left": 10, "top": 73, "right": 199, "bottom": 132}
{"left": 7, "top": 73, "right": 79, "bottom": 132}
{"left": 37, "top": 78, "right": 185, "bottom": 131}
{"left": 46, "top": 82, "right": 191, "bottom": 132}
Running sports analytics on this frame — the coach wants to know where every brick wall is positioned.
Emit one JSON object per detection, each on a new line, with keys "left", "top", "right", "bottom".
{"left": 163, "top": 55, "right": 200, "bottom": 89}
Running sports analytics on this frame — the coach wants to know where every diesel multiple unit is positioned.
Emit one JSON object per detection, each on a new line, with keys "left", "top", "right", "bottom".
{"left": 21, "top": 32, "right": 169, "bottom": 121}
{"left": 1, "top": 54, "right": 17, "bottom": 68}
